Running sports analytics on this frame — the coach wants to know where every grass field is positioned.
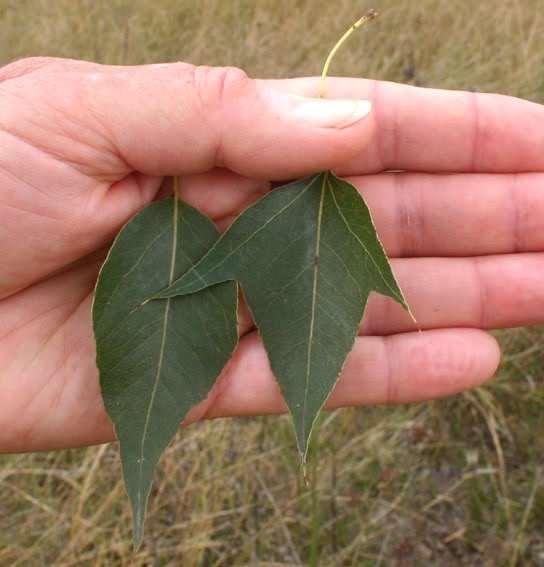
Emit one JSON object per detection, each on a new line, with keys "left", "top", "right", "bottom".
{"left": 1, "top": 0, "right": 544, "bottom": 565}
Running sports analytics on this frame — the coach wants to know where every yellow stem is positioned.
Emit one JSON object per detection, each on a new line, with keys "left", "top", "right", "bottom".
{"left": 319, "top": 9, "right": 378, "bottom": 99}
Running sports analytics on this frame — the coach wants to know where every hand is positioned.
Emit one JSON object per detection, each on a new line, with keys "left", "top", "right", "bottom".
{"left": 1, "top": 58, "right": 543, "bottom": 453}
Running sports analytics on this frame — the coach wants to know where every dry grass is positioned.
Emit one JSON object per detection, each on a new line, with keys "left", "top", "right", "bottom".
{"left": 1, "top": 0, "right": 544, "bottom": 565}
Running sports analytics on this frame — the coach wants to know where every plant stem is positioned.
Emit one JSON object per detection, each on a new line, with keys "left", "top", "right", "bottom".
{"left": 172, "top": 176, "right": 179, "bottom": 199}
{"left": 319, "top": 9, "right": 378, "bottom": 99}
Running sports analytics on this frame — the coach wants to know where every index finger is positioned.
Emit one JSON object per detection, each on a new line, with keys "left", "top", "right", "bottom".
{"left": 264, "top": 77, "right": 544, "bottom": 174}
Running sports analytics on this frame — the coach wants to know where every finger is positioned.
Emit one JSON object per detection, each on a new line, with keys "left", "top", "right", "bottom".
{"left": 177, "top": 168, "right": 269, "bottom": 223}
{"left": 180, "top": 170, "right": 544, "bottom": 258}
{"left": 3, "top": 59, "right": 376, "bottom": 181}
{"left": 265, "top": 77, "right": 544, "bottom": 174}
{"left": 362, "top": 254, "right": 544, "bottom": 335}
{"left": 194, "top": 329, "right": 500, "bottom": 420}
{"left": 190, "top": 253, "right": 544, "bottom": 340}
{"left": 352, "top": 172, "right": 544, "bottom": 257}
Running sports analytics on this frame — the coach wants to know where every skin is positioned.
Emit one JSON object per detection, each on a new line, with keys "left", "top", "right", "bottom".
{"left": 1, "top": 57, "right": 543, "bottom": 453}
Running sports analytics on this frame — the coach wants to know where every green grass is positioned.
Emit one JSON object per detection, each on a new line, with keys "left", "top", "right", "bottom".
{"left": 1, "top": 0, "right": 544, "bottom": 565}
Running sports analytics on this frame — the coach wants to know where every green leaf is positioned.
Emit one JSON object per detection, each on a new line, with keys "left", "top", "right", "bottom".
{"left": 93, "top": 197, "right": 238, "bottom": 547}
{"left": 151, "top": 172, "right": 409, "bottom": 462}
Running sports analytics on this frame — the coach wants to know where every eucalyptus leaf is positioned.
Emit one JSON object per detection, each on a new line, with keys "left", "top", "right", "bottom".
{"left": 151, "top": 172, "right": 409, "bottom": 461}
{"left": 93, "top": 197, "right": 237, "bottom": 547}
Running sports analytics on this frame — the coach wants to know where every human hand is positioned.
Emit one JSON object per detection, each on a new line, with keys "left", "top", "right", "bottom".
{"left": 1, "top": 58, "right": 543, "bottom": 452}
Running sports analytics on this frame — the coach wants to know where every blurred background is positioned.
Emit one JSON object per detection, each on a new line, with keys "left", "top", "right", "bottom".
{"left": 1, "top": 0, "right": 543, "bottom": 565}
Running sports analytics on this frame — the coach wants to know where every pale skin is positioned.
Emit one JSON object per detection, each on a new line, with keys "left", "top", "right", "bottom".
{"left": 1, "top": 57, "right": 544, "bottom": 453}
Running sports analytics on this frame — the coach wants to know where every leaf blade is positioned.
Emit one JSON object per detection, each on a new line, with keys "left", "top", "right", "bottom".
{"left": 150, "top": 176, "right": 321, "bottom": 298}
{"left": 93, "top": 197, "right": 237, "bottom": 547}
{"left": 328, "top": 174, "right": 408, "bottom": 307}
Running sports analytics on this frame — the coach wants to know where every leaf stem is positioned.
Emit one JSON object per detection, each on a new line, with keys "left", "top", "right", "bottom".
{"left": 319, "top": 9, "right": 378, "bottom": 99}
{"left": 172, "top": 175, "right": 180, "bottom": 200}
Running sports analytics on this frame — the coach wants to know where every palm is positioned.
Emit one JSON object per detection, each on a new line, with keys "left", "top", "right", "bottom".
{"left": 0, "top": 141, "right": 151, "bottom": 444}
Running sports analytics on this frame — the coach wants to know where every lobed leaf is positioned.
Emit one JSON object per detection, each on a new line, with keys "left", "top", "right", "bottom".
{"left": 152, "top": 173, "right": 409, "bottom": 462}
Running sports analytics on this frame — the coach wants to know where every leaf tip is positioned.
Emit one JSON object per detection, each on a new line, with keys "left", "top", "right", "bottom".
{"left": 406, "top": 304, "right": 421, "bottom": 332}
{"left": 128, "top": 477, "right": 150, "bottom": 552}
{"left": 302, "top": 463, "right": 310, "bottom": 487}
{"left": 141, "top": 292, "right": 165, "bottom": 305}
{"left": 295, "top": 430, "right": 312, "bottom": 478}
{"left": 397, "top": 292, "right": 419, "bottom": 331}
{"left": 132, "top": 517, "right": 145, "bottom": 552}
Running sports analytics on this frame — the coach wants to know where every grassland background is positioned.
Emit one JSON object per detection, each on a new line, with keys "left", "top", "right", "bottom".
{"left": 0, "top": 0, "right": 543, "bottom": 565}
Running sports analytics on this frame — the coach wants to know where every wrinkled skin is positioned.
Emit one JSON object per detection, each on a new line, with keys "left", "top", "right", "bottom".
{"left": 2, "top": 57, "right": 544, "bottom": 452}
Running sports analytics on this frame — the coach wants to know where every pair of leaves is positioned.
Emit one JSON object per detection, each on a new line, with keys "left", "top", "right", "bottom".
{"left": 93, "top": 171, "right": 408, "bottom": 546}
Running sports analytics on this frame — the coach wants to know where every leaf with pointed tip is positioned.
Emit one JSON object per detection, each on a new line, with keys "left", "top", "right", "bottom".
{"left": 151, "top": 172, "right": 409, "bottom": 462}
{"left": 93, "top": 197, "right": 237, "bottom": 547}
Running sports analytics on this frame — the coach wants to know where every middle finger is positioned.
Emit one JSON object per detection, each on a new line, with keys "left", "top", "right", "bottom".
{"left": 362, "top": 253, "right": 544, "bottom": 335}
{"left": 353, "top": 171, "right": 544, "bottom": 258}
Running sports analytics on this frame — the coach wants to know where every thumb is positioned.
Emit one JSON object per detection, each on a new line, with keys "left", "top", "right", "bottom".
{"left": 37, "top": 60, "right": 373, "bottom": 179}
{"left": 98, "top": 62, "right": 373, "bottom": 179}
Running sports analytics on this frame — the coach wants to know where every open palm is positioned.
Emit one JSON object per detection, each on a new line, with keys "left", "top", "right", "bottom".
{"left": 1, "top": 57, "right": 543, "bottom": 452}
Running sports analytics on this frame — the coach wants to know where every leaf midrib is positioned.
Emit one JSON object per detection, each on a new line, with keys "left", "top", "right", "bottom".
{"left": 136, "top": 196, "right": 180, "bottom": 521}
{"left": 301, "top": 172, "right": 327, "bottom": 452}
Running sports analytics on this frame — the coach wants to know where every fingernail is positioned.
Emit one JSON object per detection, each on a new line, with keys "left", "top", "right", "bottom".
{"left": 287, "top": 95, "right": 372, "bottom": 128}
{"left": 261, "top": 88, "right": 372, "bottom": 129}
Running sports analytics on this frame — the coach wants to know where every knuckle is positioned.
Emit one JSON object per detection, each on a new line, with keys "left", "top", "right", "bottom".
{"left": 191, "top": 64, "right": 251, "bottom": 111}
